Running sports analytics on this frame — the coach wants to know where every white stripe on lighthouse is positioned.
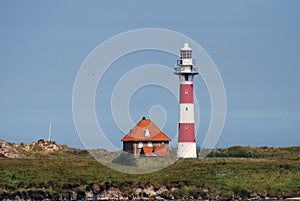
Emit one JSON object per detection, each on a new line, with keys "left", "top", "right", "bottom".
{"left": 179, "top": 103, "right": 195, "bottom": 123}
{"left": 177, "top": 142, "right": 197, "bottom": 158}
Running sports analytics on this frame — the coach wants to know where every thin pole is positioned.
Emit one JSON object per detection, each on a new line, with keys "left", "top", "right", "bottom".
{"left": 48, "top": 122, "right": 52, "bottom": 141}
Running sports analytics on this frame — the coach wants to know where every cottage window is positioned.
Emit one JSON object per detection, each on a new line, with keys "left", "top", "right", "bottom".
{"left": 144, "top": 129, "right": 150, "bottom": 137}
{"left": 138, "top": 142, "right": 143, "bottom": 148}
{"left": 147, "top": 142, "right": 152, "bottom": 147}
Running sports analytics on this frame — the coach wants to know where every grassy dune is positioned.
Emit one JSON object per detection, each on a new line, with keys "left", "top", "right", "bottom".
{"left": 0, "top": 146, "right": 299, "bottom": 199}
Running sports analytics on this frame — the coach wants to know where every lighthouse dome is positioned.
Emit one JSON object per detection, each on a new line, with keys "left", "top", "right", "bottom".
{"left": 181, "top": 43, "right": 192, "bottom": 51}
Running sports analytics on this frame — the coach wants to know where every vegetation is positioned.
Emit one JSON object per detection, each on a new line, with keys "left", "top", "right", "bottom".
{"left": 206, "top": 145, "right": 300, "bottom": 159}
{"left": 112, "top": 152, "right": 137, "bottom": 166}
{"left": 0, "top": 145, "right": 300, "bottom": 200}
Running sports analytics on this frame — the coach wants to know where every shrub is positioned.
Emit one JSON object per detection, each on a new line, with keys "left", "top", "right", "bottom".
{"left": 233, "top": 186, "right": 250, "bottom": 198}
{"left": 112, "top": 152, "right": 137, "bottom": 166}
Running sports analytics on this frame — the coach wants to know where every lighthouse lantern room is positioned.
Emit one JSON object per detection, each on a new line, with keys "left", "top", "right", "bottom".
{"left": 174, "top": 43, "right": 198, "bottom": 158}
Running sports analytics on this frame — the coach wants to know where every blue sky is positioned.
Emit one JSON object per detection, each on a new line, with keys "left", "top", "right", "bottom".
{"left": 0, "top": 1, "right": 299, "bottom": 149}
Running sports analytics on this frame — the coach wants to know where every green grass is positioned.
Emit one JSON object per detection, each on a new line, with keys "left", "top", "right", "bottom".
{"left": 0, "top": 146, "right": 300, "bottom": 199}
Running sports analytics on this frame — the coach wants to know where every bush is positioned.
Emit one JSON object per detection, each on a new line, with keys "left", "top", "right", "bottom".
{"left": 112, "top": 152, "right": 137, "bottom": 166}
{"left": 233, "top": 186, "right": 250, "bottom": 198}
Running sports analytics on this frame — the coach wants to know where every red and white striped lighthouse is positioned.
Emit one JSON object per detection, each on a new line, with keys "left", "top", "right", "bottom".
{"left": 174, "top": 43, "right": 198, "bottom": 158}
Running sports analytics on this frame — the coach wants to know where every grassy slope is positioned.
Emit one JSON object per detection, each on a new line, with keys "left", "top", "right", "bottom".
{"left": 0, "top": 146, "right": 300, "bottom": 199}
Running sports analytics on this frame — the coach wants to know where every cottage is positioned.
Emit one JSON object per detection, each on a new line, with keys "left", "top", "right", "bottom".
{"left": 121, "top": 117, "right": 170, "bottom": 157}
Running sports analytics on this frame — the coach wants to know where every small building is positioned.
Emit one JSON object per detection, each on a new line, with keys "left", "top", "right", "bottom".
{"left": 121, "top": 117, "right": 170, "bottom": 157}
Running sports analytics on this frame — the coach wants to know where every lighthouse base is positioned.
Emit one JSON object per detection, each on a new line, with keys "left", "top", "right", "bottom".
{"left": 177, "top": 142, "right": 197, "bottom": 158}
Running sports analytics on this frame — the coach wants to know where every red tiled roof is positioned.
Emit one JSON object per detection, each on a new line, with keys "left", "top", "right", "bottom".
{"left": 121, "top": 118, "right": 171, "bottom": 142}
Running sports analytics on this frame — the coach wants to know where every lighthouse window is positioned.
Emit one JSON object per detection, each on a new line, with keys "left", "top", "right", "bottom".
{"left": 188, "top": 50, "right": 192, "bottom": 58}
{"left": 186, "top": 107, "right": 188, "bottom": 111}
{"left": 180, "top": 51, "right": 186, "bottom": 58}
{"left": 185, "top": 89, "right": 188, "bottom": 94}
{"left": 185, "top": 74, "right": 188, "bottom": 81}
{"left": 185, "top": 124, "right": 189, "bottom": 129}
{"left": 181, "top": 50, "right": 192, "bottom": 59}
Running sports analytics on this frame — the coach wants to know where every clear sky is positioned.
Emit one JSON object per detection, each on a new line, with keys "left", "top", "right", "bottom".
{"left": 0, "top": 1, "right": 299, "bottom": 149}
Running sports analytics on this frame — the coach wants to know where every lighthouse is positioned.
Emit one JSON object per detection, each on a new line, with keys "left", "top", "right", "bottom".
{"left": 174, "top": 43, "right": 198, "bottom": 158}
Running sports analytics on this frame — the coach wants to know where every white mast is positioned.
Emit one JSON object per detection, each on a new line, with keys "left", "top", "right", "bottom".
{"left": 48, "top": 122, "right": 52, "bottom": 141}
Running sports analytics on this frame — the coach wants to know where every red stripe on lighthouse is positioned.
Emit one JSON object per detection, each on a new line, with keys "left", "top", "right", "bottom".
{"left": 178, "top": 123, "right": 195, "bottom": 142}
{"left": 180, "top": 84, "right": 194, "bottom": 103}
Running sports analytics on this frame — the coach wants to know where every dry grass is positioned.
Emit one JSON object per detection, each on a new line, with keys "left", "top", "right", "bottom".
{"left": 0, "top": 146, "right": 299, "bottom": 199}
